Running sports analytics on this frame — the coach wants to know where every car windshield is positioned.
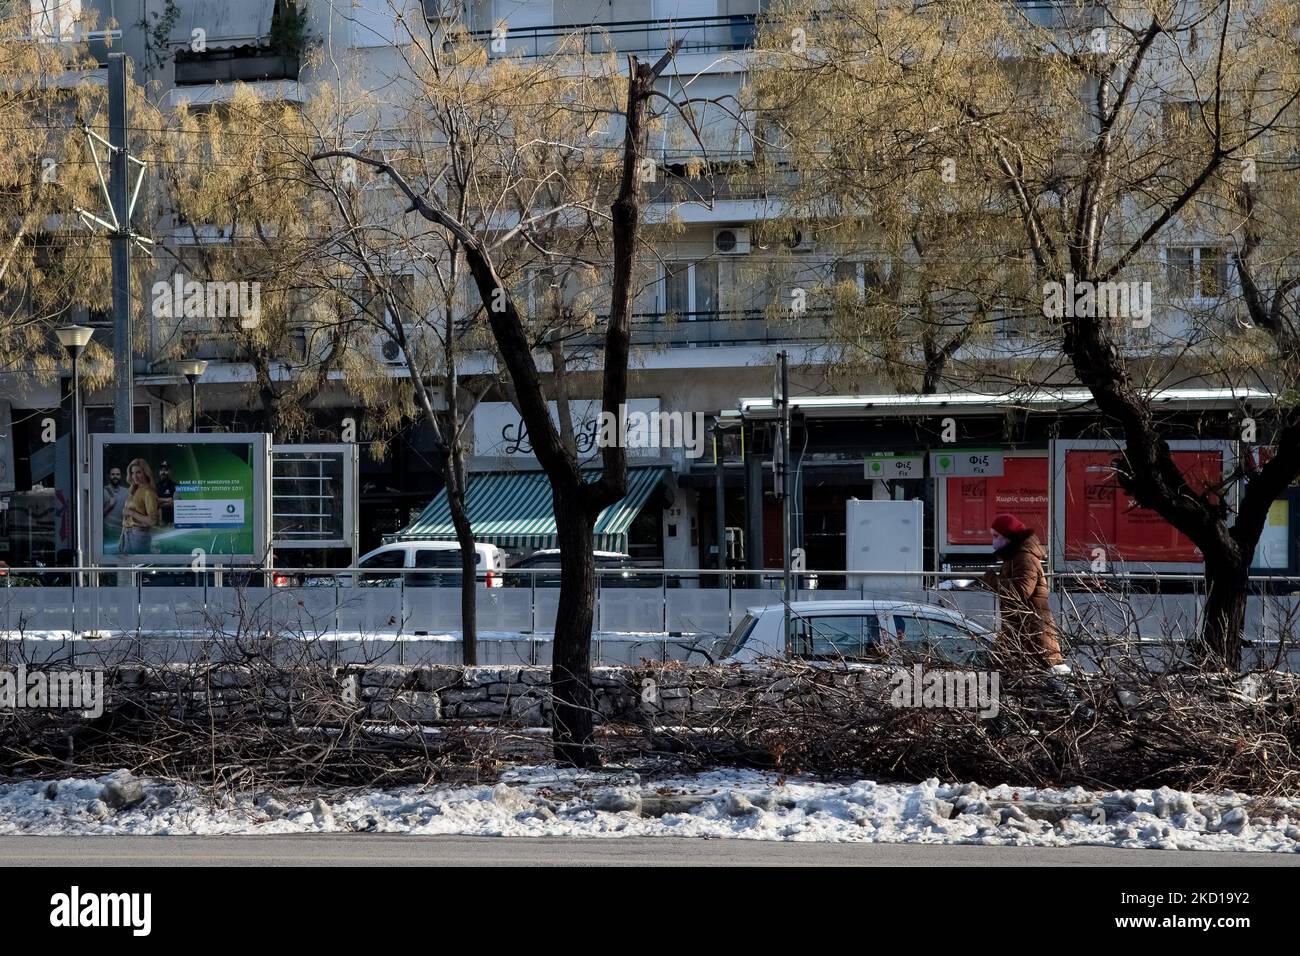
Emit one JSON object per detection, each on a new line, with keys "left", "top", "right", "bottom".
{"left": 719, "top": 613, "right": 758, "bottom": 657}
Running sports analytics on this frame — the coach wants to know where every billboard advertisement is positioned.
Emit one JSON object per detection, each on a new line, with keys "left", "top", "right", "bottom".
{"left": 1051, "top": 439, "right": 1234, "bottom": 571}
{"left": 939, "top": 454, "right": 1049, "bottom": 553}
{"left": 91, "top": 434, "right": 271, "bottom": 565}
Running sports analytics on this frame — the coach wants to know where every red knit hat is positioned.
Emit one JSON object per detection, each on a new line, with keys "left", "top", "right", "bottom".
{"left": 990, "top": 513, "right": 1028, "bottom": 537}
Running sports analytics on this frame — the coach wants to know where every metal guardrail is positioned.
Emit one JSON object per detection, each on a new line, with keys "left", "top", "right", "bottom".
{"left": 467, "top": 15, "right": 757, "bottom": 59}
{"left": 2, "top": 566, "right": 1297, "bottom": 643}
{"left": 4, "top": 565, "right": 1300, "bottom": 587}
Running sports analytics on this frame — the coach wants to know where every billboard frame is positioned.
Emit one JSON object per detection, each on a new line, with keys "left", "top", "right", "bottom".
{"left": 935, "top": 449, "right": 1050, "bottom": 556}
{"left": 90, "top": 432, "right": 272, "bottom": 567}
{"left": 1049, "top": 438, "right": 1236, "bottom": 574}
{"left": 270, "top": 443, "right": 358, "bottom": 550}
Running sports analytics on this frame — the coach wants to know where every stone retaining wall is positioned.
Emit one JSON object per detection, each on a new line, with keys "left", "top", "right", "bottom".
{"left": 87, "top": 661, "right": 871, "bottom": 727}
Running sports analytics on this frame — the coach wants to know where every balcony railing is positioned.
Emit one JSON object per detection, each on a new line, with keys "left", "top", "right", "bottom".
{"left": 622, "top": 309, "right": 832, "bottom": 348}
{"left": 174, "top": 48, "right": 301, "bottom": 86}
{"left": 468, "top": 14, "right": 757, "bottom": 60}
{"left": 1011, "top": 1, "right": 1105, "bottom": 29}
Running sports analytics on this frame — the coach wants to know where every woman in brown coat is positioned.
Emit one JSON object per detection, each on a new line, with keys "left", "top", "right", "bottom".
{"left": 981, "top": 514, "right": 1064, "bottom": 670}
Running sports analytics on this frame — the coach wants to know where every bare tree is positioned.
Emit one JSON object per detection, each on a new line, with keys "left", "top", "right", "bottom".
{"left": 760, "top": 0, "right": 1300, "bottom": 667}
{"left": 313, "top": 32, "right": 680, "bottom": 763}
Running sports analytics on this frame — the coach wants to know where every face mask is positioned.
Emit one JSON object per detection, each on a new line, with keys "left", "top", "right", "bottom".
{"left": 991, "top": 532, "right": 1008, "bottom": 552}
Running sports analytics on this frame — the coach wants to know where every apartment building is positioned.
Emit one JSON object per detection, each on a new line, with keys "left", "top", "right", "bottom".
{"left": 1, "top": 1, "right": 1293, "bottom": 578}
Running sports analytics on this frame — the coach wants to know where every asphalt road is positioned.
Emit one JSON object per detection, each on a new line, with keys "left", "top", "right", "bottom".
{"left": 2, "top": 835, "right": 1297, "bottom": 865}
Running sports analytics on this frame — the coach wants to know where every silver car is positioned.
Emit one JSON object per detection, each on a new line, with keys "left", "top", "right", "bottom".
{"left": 715, "top": 600, "right": 993, "bottom": 665}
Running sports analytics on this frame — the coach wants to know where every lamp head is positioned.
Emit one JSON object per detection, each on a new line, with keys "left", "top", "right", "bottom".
{"left": 176, "top": 359, "right": 210, "bottom": 382}
{"left": 56, "top": 325, "right": 95, "bottom": 355}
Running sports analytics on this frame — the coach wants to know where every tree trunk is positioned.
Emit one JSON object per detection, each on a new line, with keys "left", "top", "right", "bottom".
{"left": 551, "top": 483, "right": 598, "bottom": 767}
{"left": 1200, "top": 548, "right": 1248, "bottom": 670}
{"left": 444, "top": 445, "right": 477, "bottom": 666}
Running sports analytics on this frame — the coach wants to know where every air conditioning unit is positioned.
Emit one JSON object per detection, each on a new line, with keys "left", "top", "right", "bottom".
{"left": 422, "top": 0, "right": 463, "bottom": 22}
{"left": 373, "top": 334, "right": 405, "bottom": 366}
{"left": 784, "top": 229, "right": 815, "bottom": 252}
{"left": 713, "top": 228, "right": 751, "bottom": 255}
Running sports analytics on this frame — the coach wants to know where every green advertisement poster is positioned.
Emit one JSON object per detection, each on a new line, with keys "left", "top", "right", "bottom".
{"left": 100, "top": 441, "right": 256, "bottom": 558}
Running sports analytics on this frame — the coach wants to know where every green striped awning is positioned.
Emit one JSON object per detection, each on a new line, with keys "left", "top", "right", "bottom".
{"left": 395, "top": 467, "right": 668, "bottom": 551}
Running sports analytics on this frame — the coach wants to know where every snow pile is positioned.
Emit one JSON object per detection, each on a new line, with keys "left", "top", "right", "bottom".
{"left": 1, "top": 768, "right": 1298, "bottom": 851}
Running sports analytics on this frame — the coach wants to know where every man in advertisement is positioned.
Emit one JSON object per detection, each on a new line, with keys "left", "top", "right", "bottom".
{"left": 156, "top": 460, "right": 177, "bottom": 528}
{"left": 103, "top": 466, "right": 128, "bottom": 546}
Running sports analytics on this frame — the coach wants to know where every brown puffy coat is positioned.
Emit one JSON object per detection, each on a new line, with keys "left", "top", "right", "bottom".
{"left": 982, "top": 532, "right": 1063, "bottom": 669}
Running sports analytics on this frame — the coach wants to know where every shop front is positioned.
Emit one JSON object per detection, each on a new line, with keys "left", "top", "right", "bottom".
{"left": 724, "top": 388, "right": 1296, "bottom": 585}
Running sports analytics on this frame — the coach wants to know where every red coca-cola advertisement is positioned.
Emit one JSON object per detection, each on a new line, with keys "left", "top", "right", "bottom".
{"left": 945, "top": 456, "right": 1049, "bottom": 550}
{"left": 1061, "top": 448, "right": 1224, "bottom": 563}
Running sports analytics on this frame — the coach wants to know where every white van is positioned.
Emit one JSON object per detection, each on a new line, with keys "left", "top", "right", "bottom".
{"left": 340, "top": 542, "right": 506, "bottom": 588}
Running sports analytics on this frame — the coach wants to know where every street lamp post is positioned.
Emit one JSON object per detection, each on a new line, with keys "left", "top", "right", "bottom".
{"left": 176, "top": 359, "right": 209, "bottom": 433}
{"left": 772, "top": 350, "right": 792, "bottom": 652}
{"left": 56, "top": 325, "right": 95, "bottom": 585}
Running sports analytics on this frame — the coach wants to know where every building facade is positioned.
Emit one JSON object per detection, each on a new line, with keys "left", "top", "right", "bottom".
{"left": 1, "top": 0, "right": 1293, "bottom": 579}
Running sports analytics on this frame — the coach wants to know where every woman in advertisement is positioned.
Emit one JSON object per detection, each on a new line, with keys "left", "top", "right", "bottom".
{"left": 120, "top": 458, "right": 161, "bottom": 555}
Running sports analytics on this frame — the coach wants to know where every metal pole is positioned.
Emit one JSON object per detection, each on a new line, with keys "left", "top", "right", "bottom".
{"left": 714, "top": 422, "right": 726, "bottom": 580}
{"left": 71, "top": 352, "right": 82, "bottom": 584}
{"left": 190, "top": 377, "right": 198, "bottom": 433}
{"left": 108, "top": 53, "right": 132, "bottom": 434}
{"left": 780, "top": 351, "right": 792, "bottom": 651}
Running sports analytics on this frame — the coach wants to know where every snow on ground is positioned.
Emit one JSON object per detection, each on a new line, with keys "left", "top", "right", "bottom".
{"left": 1, "top": 767, "right": 1299, "bottom": 851}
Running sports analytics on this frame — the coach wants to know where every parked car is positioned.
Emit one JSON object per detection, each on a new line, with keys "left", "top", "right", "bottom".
{"left": 713, "top": 600, "right": 993, "bottom": 666}
{"left": 336, "top": 542, "right": 506, "bottom": 588}
{"left": 505, "top": 550, "right": 662, "bottom": 588}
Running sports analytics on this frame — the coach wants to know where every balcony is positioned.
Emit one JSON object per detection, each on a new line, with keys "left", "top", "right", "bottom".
{"left": 648, "top": 163, "right": 791, "bottom": 204}
{"left": 468, "top": 15, "right": 757, "bottom": 60}
{"left": 174, "top": 47, "right": 300, "bottom": 85}
{"left": 1011, "top": 1, "right": 1105, "bottom": 29}
{"left": 624, "top": 309, "right": 831, "bottom": 348}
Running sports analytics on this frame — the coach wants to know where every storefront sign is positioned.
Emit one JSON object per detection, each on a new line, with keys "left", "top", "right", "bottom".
{"left": 930, "top": 449, "right": 1004, "bottom": 477}
{"left": 863, "top": 454, "right": 924, "bottom": 480}
{"left": 473, "top": 399, "right": 662, "bottom": 461}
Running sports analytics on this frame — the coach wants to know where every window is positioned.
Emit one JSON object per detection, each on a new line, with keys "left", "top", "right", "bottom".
{"left": 833, "top": 260, "right": 863, "bottom": 296}
{"left": 358, "top": 548, "right": 404, "bottom": 586}
{"left": 1161, "top": 100, "right": 1203, "bottom": 136}
{"left": 423, "top": 0, "right": 463, "bottom": 21}
{"left": 892, "top": 614, "right": 989, "bottom": 666}
{"left": 832, "top": 259, "right": 889, "bottom": 298}
{"left": 790, "top": 614, "right": 882, "bottom": 659}
{"left": 662, "top": 261, "right": 718, "bottom": 320}
{"left": 360, "top": 551, "right": 405, "bottom": 569}
{"left": 411, "top": 547, "right": 468, "bottom": 587}
{"left": 1166, "top": 246, "right": 1229, "bottom": 300}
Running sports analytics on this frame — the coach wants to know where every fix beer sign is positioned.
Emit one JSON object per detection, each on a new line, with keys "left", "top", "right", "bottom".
{"left": 864, "top": 454, "right": 924, "bottom": 480}
{"left": 930, "top": 449, "right": 1004, "bottom": 477}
